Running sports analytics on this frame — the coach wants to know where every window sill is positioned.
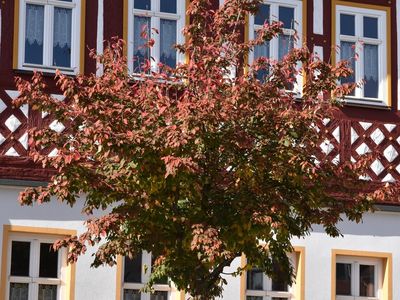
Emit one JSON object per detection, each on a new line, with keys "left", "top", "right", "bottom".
{"left": 15, "top": 65, "right": 78, "bottom": 77}
{"left": 341, "top": 97, "right": 391, "bottom": 110}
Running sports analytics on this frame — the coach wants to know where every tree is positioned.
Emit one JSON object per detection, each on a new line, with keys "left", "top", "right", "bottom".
{"left": 14, "top": 0, "right": 400, "bottom": 299}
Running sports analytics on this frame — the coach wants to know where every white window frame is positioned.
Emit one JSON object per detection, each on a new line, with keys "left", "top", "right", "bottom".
{"left": 248, "top": 0, "right": 303, "bottom": 94}
{"left": 122, "top": 251, "right": 172, "bottom": 300}
{"left": 5, "top": 233, "right": 69, "bottom": 300}
{"left": 246, "top": 253, "right": 296, "bottom": 300}
{"left": 336, "top": 256, "right": 382, "bottom": 300}
{"left": 127, "top": 0, "right": 186, "bottom": 74}
{"left": 335, "top": 5, "right": 388, "bottom": 107}
{"left": 17, "top": 0, "right": 82, "bottom": 75}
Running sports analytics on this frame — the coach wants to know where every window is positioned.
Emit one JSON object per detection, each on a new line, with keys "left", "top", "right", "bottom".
{"left": 248, "top": 0, "right": 303, "bottom": 88}
{"left": 16, "top": 0, "right": 83, "bottom": 74}
{"left": 1, "top": 225, "right": 75, "bottom": 300}
{"left": 335, "top": 4, "right": 389, "bottom": 106}
{"left": 245, "top": 253, "right": 297, "bottom": 300}
{"left": 121, "top": 251, "right": 171, "bottom": 300}
{"left": 336, "top": 256, "right": 381, "bottom": 300}
{"left": 126, "top": 0, "right": 186, "bottom": 73}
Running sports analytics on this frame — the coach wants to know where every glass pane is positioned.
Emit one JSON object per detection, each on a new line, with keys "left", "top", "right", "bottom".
{"left": 53, "top": 7, "right": 72, "bottom": 68}
{"left": 279, "top": 6, "right": 295, "bottom": 29}
{"left": 336, "top": 263, "right": 352, "bottom": 295}
{"left": 133, "top": 16, "right": 151, "bottom": 73}
{"left": 9, "top": 283, "right": 29, "bottom": 300}
{"left": 254, "top": 35, "right": 269, "bottom": 81}
{"left": 39, "top": 243, "right": 58, "bottom": 278}
{"left": 364, "top": 17, "right": 378, "bottom": 39}
{"left": 272, "top": 298, "right": 289, "bottom": 300}
{"left": 124, "top": 255, "right": 142, "bottom": 283}
{"left": 340, "top": 14, "right": 355, "bottom": 36}
{"left": 160, "top": 0, "right": 176, "bottom": 13}
{"left": 38, "top": 285, "right": 57, "bottom": 300}
{"left": 340, "top": 41, "right": 356, "bottom": 96}
{"left": 123, "top": 289, "right": 141, "bottom": 300}
{"left": 247, "top": 268, "right": 263, "bottom": 290}
{"left": 25, "top": 4, "right": 44, "bottom": 64}
{"left": 364, "top": 44, "right": 379, "bottom": 98}
{"left": 11, "top": 241, "right": 30, "bottom": 277}
{"left": 278, "top": 34, "right": 294, "bottom": 60}
{"left": 255, "top": 4, "right": 270, "bottom": 26}
{"left": 134, "top": 0, "right": 150, "bottom": 10}
{"left": 360, "top": 265, "right": 375, "bottom": 297}
{"left": 150, "top": 291, "right": 168, "bottom": 300}
{"left": 160, "top": 19, "right": 177, "bottom": 68}
{"left": 246, "top": 297, "right": 263, "bottom": 300}
{"left": 271, "top": 262, "right": 288, "bottom": 292}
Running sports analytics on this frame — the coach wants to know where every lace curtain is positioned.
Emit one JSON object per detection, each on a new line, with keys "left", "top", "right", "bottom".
{"left": 53, "top": 7, "right": 72, "bottom": 48}
{"left": 26, "top": 4, "right": 44, "bottom": 46}
{"left": 160, "top": 19, "right": 177, "bottom": 68}
{"left": 364, "top": 44, "right": 379, "bottom": 97}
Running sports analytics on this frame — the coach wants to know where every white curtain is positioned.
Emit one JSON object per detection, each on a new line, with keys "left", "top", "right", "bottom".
{"left": 26, "top": 4, "right": 44, "bottom": 45}
{"left": 53, "top": 7, "right": 72, "bottom": 48}
{"left": 160, "top": 19, "right": 176, "bottom": 67}
{"left": 123, "top": 289, "right": 141, "bottom": 300}
{"left": 254, "top": 31, "right": 270, "bottom": 59}
{"left": 9, "top": 283, "right": 29, "bottom": 300}
{"left": 278, "top": 34, "right": 293, "bottom": 60}
{"left": 38, "top": 285, "right": 57, "bottom": 300}
{"left": 364, "top": 44, "right": 379, "bottom": 98}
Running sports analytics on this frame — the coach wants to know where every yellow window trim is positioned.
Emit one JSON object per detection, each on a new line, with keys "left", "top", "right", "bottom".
{"left": 13, "top": 0, "right": 86, "bottom": 74}
{"left": 240, "top": 246, "right": 306, "bottom": 300}
{"left": 0, "top": 225, "right": 77, "bottom": 300}
{"left": 331, "top": 249, "right": 392, "bottom": 300}
{"left": 331, "top": 0, "right": 392, "bottom": 107}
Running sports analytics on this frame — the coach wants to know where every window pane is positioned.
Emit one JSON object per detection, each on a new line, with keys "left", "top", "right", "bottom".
{"left": 25, "top": 4, "right": 44, "bottom": 64}
{"left": 247, "top": 268, "right": 263, "bottom": 290}
{"left": 246, "top": 297, "right": 262, "bottom": 300}
{"left": 39, "top": 243, "right": 58, "bottom": 278}
{"left": 160, "top": 0, "right": 176, "bottom": 13}
{"left": 9, "top": 283, "right": 29, "bottom": 300}
{"left": 279, "top": 6, "right": 294, "bottom": 29}
{"left": 254, "top": 36, "right": 269, "bottom": 81}
{"left": 160, "top": 19, "right": 177, "bottom": 68}
{"left": 150, "top": 291, "right": 168, "bottom": 300}
{"left": 279, "top": 34, "right": 294, "bottom": 60}
{"left": 11, "top": 241, "right": 30, "bottom": 277}
{"left": 360, "top": 265, "right": 375, "bottom": 297}
{"left": 133, "top": 16, "right": 151, "bottom": 73}
{"left": 364, "top": 44, "right": 379, "bottom": 98}
{"left": 364, "top": 17, "right": 378, "bottom": 39}
{"left": 271, "top": 262, "right": 288, "bottom": 292}
{"left": 336, "top": 263, "right": 352, "bottom": 295}
{"left": 134, "top": 0, "right": 150, "bottom": 10}
{"left": 123, "top": 289, "right": 141, "bottom": 300}
{"left": 340, "top": 41, "right": 356, "bottom": 96}
{"left": 255, "top": 4, "right": 270, "bottom": 25}
{"left": 124, "top": 255, "right": 142, "bottom": 283}
{"left": 340, "top": 14, "right": 355, "bottom": 36}
{"left": 38, "top": 285, "right": 57, "bottom": 300}
{"left": 53, "top": 7, "right": 72, "bottom": 68}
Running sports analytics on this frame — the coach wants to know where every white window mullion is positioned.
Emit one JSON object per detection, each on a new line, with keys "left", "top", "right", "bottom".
{"left": 270, "top": 4, "right": 279, "bottom": 60}
{"left": 43, "top": 4, "right": 53, "bottom": 67}
{"left": 31, "top": 239, "right": 40, "bottom": 300}
{"left": 151, "top": 16, "right": 160, "bottom": 72}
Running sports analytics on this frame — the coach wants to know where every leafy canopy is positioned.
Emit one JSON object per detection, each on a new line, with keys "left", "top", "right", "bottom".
{"left": 15, "top": 0, "right": 399, "bottom": 298}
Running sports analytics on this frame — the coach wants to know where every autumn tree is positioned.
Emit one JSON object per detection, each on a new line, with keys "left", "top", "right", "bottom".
{"left": 14, "top": 0, "right": 400, "bottom": 299}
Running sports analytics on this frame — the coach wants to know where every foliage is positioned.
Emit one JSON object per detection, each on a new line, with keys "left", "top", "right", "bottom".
{"left": 15, "top": 0, "right": 399, "bottom": 299}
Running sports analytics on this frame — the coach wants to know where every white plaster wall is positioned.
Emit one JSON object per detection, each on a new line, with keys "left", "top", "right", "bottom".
{"left": 2, "top": 185, "right": 400, "bottom": 300}
{"left": 0, "top": 186, "right": 117, "bottom": 300}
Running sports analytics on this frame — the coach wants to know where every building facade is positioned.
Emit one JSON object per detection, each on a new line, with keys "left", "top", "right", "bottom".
{"left": 0, "top": 0, "right": 399, "bottom": 299}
